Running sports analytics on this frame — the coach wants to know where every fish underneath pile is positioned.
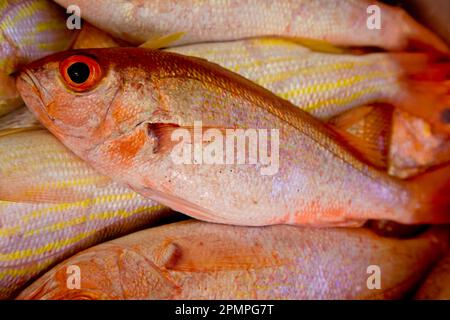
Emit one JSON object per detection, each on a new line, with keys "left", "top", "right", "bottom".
{"left": 16, "top": 220, "right": 450, "bottom": 300}
{"left": 55, "top": 0, "right": 448, "bottom": 52}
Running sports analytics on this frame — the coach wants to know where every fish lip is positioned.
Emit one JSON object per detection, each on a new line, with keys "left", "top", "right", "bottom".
{"left": 16, "top": 70, "right": 71, "bottom": 139}
{"left": 18, "top": 69, "right": 55, "bottom": 122}
{"left": 19, "top": 69, "right": 39, "bottom": 92}
{"left": 18, "top": 70, "right": 98, "bottom": 142}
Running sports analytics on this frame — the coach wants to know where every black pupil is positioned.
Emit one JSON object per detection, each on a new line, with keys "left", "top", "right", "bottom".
{"left": 67, "top": 62, "right": 90, "bottom": 84}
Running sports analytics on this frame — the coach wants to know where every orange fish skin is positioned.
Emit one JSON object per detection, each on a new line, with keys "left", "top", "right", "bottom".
{"left": 16, "top": 48, "right": 450, "bottom": 227}
{"left": 16, "top": 221, "right": 449, "bottom": 300}
{"left": 54, "top": 0, "right": 448, "bottom": 52}
{"left": 415, "top": 251, "right": 450, "bottom": 300}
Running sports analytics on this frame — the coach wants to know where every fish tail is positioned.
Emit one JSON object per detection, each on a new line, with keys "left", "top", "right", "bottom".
{"left": 388, "top": 52, "right": 450, "bottom": 137}
{"left": 405, "top": 163, "right": 450, "bottom": 224}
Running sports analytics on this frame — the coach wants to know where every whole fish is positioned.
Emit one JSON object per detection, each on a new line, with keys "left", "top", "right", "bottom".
{"left": 166, "top": 38, "right": 450, "bottom": 129}
{"left": 0, "top": 129, "right": 174, "bottom": 299}
{"left": 17, "top": 48, "right": 450, "bottom": 227}
{"left": 16, "top": 220, "right": 449, "bottom": 300}
{"left": 54, "top": 0, "right": 448, "bottom": 52}
{"left": 415, "top": 251, "right": 450, "bottom": 300}
{"left": 0, "top": 0, "right": 77, "bottom": 117}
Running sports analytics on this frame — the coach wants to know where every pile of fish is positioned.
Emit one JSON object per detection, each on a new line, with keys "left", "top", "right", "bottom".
{"left": 1, "top": 0, "right": 449, "bottom": 300}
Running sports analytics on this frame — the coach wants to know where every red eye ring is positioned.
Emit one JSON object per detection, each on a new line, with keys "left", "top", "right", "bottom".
{"left": 60, "top": 55, "right": 102, "bottom": 92}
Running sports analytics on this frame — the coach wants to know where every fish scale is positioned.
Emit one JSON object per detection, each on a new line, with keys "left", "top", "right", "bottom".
{"left": 0, "top": 129, "right": 173, "bottom": 299}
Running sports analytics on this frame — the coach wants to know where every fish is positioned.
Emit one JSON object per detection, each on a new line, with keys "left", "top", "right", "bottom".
{"left": 0, "top": 0, "right": 78, "bottom": 117}
{"left": 54, "top": 0, "right": 448, "bottom": 53}
{"left": 171, "top": 38, "right": 450, "bottom": 173}
{"left": 0, "top": 129, "right": 175, "bottom": 299}
{"left": 166, "top": 38, "right": 450, "bottom": 132}
{"left": 17, "top": 48, "right": 450, "bottom": 226}
{"left": 16, "top": 47, "right": 450, "bottom": 227}
{"left": 415, "top": 250, "right": 450, "bottom": 300}
{"left": 16, "top": 220, "right": 449, "bottom": 300}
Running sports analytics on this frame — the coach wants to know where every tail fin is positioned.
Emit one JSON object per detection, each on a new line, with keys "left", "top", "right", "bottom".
{"left": 405, "top": 163, "right": 450, "bottom": 224}
{"left": 388, "top": 53, "right": 450, "bottom": 136}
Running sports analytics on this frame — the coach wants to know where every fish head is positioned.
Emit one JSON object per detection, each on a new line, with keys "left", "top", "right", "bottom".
{"left": 16, "top": 48, "right": 161, "bottom": 159}
{"left": 17, "top": 243, "right": 181, "bottom": 300}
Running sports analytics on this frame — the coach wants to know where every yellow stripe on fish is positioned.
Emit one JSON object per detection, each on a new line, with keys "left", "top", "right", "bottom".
{"left": 166, "top": 39, "right": 402, "bottom": 119}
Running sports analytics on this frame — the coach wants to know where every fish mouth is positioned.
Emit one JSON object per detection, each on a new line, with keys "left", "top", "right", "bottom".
{"left": 16, "top": 70, "right": 71, "bottom": 140}
{"left": 18, "top": 69, "right": 51, "bottom": 106}
{"left": 17, "top": 69, "right": 56, "bottom": 124}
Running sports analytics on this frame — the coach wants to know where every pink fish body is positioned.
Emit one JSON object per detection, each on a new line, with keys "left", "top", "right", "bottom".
{"left": 54, "top": 0, "right": 448, "bottom": 52}
{"left": 16, "top": 48, "right": 450, "bottom": 227}
{"left": 16, "top": 221, "right": 449, "bottom": 300}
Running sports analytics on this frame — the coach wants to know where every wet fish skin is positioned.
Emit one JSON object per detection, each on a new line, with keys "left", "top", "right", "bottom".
{"left": 415, "top": 251, "right": 450, "bottom": 300}
{"left": 16, "top": 220, "right": 449, "bottom": 300}
{"left": 16, "top": 48, "right": 450, "bottom": 227}
{"left": 54, "top": 0, "right": 448, "bottom": 52}
{"left": 0, "top": 129, "right": 173, "bottom": 299}
{"left": 0, "top": 0, "right": 77, "bottom": 116}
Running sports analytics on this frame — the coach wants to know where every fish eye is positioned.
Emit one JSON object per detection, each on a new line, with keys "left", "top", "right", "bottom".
{"left": 67, "top": 62, "right": 90, "bottom": 84}
{"left": 60, "top": 55, "right": 102, "bottom": 92}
